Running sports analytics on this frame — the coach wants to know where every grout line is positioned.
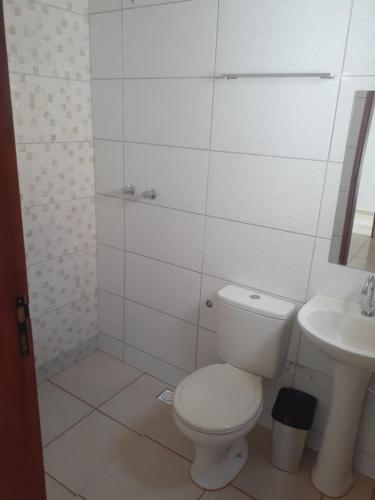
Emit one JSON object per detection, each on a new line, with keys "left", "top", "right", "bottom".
{"left": 123, "top": 342, "right": 190, "bottom": 379}
{"left": 16, "top": 139, "right": 93, "bottom": 146}
{"left": 194, "top": 0, "right": 221, "bottom": 370}
{"left": 142, "top": 434, "right": 192, "bottom": 464}
{"left": 97, "top": 371, "right": 145, "bottom": 407}
{"left": 43, "top": 407, "right": 96, "bottom": 448}
{"left": 103, "top": 192, "right": 320, "bottom": 239}
{"left": 94, "top": 136, "right": 332, "bottom": 164}
{"left": 27, "top": 244, "right": 96, "bottom": 269}
{"left": 124, "top": 338, "right": 193, "bottom": 374}
{"left": 47, "top": 380, "right": 96, "bottom": 410}
{"left": 123, "top": 0, "right": 193, "bottom": 11}
{"left": 97, "top": 252, "right": 305, "bottom": 304}
{"left": 94, "top": 76, "right": 214, "bottom": 80}
{"left": 231, "top": 484, "right": 259, "bottom": 499}
{"left": 30, "top": 291, "right": 97, "bottom": 322}
{"left": 33, "top": 0, "right": 88, "bottom": 17}
{"left": 22, "top": 194, "right": 95, "bottom": 211}
{"left": 10, "top": 70, "right": 90, "bottom": 84}
{"left": 44, "top": 471, "right": 80, "bottom": 497}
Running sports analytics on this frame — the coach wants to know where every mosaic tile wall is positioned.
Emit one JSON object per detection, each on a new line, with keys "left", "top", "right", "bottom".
{"left": 4, "top": 0, "right": 98, "bottom": 370}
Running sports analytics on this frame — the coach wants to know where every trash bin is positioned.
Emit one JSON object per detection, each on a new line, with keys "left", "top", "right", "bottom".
{"left": 271, "top": 388, "right": 317, "bottom": 473}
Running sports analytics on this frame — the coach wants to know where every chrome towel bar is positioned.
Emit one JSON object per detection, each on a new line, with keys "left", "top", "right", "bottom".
{"left": 218, "top": 72, "right": 335, "bottom": 80}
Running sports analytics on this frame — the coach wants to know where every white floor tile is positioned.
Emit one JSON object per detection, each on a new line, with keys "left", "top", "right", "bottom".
{"left": 82, "top": 435, "right": 201, "bottom": 500}
{"left": 51, "top": 352, "right": 142, "bottom": 407}
{"left": 45, "top": 474, "right": 76, "bottom": 500}
{"left": 38, "top": 382, "right": 92, "bottom": 446}
{"left": 44, "top": 411, "right": 132, "bottom": 494}
{"left": 100, "top": 373, "right": 194, "bottom": 460}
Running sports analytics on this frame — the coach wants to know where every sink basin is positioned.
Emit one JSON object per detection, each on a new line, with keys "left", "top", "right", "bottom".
{"left": 298, "top": 295, "right": 375, "bottom": 498}
{"left": 298, "top": 294, "right": 375, "bottom": 370}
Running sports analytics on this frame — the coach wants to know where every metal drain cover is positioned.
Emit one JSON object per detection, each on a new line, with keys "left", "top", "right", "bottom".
{"left": 157, "top": 389, "right": 174, "bottom": 405}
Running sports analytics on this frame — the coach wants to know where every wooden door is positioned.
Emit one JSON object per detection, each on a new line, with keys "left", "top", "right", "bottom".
{"left": 0, "top": 1, "right": 46, "bottom": 499}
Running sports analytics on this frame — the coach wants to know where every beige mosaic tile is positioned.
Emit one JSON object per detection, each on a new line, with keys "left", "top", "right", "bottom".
{"left": 28, "top": 246, "right": 97, "bottom": 317}
{"left": 10, "top": 73, "right": 92, "bottom": 143}
{"left": 4, "top": 0, "right": 90, "bottom": 79}
{"left": 33, "top": 293, "right": 98, "bottom": 366}
{"left": 16, "top": 142, "right": 94, "bottom": 208}
{"left": 23, "top": 196, "right": 96, "bottom": 265}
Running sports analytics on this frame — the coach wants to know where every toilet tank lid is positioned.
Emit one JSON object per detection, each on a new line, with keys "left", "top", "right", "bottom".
{"left": 216, "top": 286, "right": 295, "bottom": 320}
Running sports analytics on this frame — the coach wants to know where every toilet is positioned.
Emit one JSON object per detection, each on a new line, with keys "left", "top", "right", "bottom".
{"left": 172, "top": 285, "right": 295, "bottom": 490}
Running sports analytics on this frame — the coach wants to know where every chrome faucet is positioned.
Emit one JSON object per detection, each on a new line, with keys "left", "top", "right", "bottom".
{"left": 361, "top": 275, "right": 375, "bottom": 316}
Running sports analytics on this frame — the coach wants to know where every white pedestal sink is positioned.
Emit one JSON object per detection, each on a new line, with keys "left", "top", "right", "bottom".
{"left": 298, "top": 295, "right": 375, "bottom": 498}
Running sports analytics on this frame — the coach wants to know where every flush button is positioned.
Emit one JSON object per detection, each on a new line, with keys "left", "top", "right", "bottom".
{"left": 250, "top": 294, "right": 261, "bottom": 300}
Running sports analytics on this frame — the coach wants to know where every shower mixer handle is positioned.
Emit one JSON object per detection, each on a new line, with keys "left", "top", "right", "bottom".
{"left": 142, "top": 188, "right": 157, "bottom": 200}
{"left": 122, "top": 184, "right": 136, "bottom": 195}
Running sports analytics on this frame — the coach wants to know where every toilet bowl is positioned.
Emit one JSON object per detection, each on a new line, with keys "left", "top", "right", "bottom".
{"left": 173, "top": 363, "right": 263, "bottom": 490}
{"left": 172, "top": 285, "right": 295, "bottom": 490}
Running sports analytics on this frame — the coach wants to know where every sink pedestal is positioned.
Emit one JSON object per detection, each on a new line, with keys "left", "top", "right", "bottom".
{"left": 312, "top": 361, "right": 370, "bottom": 498}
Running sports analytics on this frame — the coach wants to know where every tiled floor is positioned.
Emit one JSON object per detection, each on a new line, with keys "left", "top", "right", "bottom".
{"left": 38, "top": 351, "right": 375, "bottom": 500}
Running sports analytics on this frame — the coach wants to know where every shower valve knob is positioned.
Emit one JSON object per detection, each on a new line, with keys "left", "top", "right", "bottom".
{"left": 122, "top": 184, "right": 135, "bottom": 195}
{"left": 142, "top": 188, "right": 157, "bottom": 200}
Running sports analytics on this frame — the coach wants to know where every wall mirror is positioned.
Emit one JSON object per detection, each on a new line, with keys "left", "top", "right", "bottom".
{"left": 329, "top": 91, "right": 375, "bottom": 272}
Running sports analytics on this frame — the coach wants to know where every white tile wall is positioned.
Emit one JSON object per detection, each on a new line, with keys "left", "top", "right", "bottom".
{"left": 90, "top": 11, "right": 122, "bottom": 78}
{"left": 123, "top": 0, "right": 185, "bottom": 8}
{"left": 92, "top": 79, "right": 123, "bottom": 140}
{"left": 216, "top": 0, "right": 351, "bottom": 75}
{"left": 123, "top": 0, "right": 217, "bottom": 78}
{"left": 124, "top": 345, "right": 188, "bottom": 387}
{"left": 125, "top": 202, "right": 205, "bottom": 271}
{"left": 98, "top": 290, "right": 124, "bottom": 341}
{"left": 95, "top": 195, "right": 124, "bottom": 249}
{"left": 125, "top": 300, "right": 197, "bottom": 372}
{"left": 212, "top": 78, "right": 339, "bottom": 160}
{"left": 97, "top": 244, "right": 124, "bottom": 297}
{"left": 344, "top": 0, "right": 375, "bottom": 75}
{"left": 196, "top": 328, "right": 220, "bottom": 369}
{"left": 203, "top": 217, "right": 314, "bottom": 302}
{"left": 125, "top": 252, "right": 201, "bottom": 324}
{"left": 124, "top": 143, "right": 209, "bottom": 213}
{"left": 123, "top": 78, "right": 213, "bottom": 149}
{"left": 94, "top": 140, "right": 123, "bottom": 198}
{"left": 89, "top": 0, "right": 375, "bottom": 477}
{"left": 89, "top": 0, "right": 122, "bottom": 13}
{"left": 207, "top": 152, "right": 326, "bottom": 234}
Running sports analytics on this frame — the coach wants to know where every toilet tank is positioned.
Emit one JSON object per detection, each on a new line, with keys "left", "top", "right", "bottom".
{"left": 216, "top": 286, "right": 295, "bottom": 379}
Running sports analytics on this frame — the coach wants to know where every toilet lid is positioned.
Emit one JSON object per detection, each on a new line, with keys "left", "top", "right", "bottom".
{"left": 173, "top": 364, "right": 263, "bottom": 434}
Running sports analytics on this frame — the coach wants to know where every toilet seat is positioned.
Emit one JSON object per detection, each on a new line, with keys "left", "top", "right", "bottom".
{"left": 173, "top": 363, "right": 262, "bottom": 435}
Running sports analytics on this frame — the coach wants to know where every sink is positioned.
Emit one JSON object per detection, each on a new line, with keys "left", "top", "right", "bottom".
{"left": 298, "top": 295, "right": 375, "bottom": 498}
{"left": 298, "top": 294, "right": 375, "bottom": 370}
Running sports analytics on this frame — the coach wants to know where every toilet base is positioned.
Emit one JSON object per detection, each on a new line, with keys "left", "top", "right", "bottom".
{"left": 191, "top": 437, "right": 249, "bottom": 491}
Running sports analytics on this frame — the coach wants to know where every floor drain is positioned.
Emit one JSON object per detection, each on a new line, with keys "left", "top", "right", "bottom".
{"left": 237, "top": 454, "right": 242, "bottom": 458}
{"left": 157, "top": 389, "right": 174, "bottom": 405}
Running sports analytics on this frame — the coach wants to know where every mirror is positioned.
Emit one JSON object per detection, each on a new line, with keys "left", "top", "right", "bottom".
{"left": 329, "top": 91, "right": 375, "bottom": 272}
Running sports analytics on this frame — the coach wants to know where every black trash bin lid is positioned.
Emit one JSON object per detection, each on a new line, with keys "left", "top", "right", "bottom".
{"left": 272, "top": 388, "right": 317, "bottom": 431}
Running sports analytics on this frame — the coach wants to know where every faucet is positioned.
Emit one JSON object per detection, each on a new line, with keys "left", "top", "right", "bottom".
{"left": 361, "top": 275, "right": 375, "bottom": 316}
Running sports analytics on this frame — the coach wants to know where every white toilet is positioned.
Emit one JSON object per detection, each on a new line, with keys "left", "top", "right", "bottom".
{"left": 172, "top": 285, "right": 295, "bottom": 490}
